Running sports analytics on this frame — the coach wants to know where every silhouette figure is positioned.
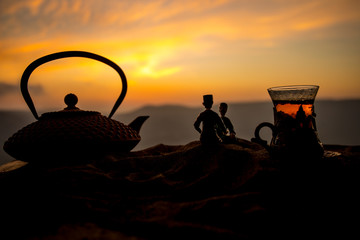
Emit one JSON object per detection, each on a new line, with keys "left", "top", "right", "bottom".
{"left": 294, "top": 105, "right": 320, "bottom": 151}
{"left": 218, "top": 102, "right": 237, "bottom": 143}
{"left": 194, "top": 95, "right": 226, "bottom": 144}
{"left": 295, "top": 104, "right": 306, "bottom": 128}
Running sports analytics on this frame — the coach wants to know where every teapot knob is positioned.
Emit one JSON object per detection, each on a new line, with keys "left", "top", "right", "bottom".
{"left": 64, "top": 93, "right": 78, "bottom": 110}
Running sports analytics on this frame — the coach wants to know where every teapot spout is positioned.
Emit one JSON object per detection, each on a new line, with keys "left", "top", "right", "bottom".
{"left": 129, "top": 116, "right": 149, "bottom": 134}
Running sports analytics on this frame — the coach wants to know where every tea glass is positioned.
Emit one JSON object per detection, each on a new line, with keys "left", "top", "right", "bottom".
{"left": 252, "top": 85, "right": 324, "bottom": 160}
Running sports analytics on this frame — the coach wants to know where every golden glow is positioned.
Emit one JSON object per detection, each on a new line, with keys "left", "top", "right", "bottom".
{"left": 276, "top": 104, "right": 313, "bottom": 118}
{"left": 138, "top": 65, "right": 181, "bottom": 78}
{"left": 0, "top": 0, "right": 359, "bottom": 111}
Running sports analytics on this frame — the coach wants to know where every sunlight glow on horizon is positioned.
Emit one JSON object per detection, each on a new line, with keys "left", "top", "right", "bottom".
{"left": 1, "top": 0, "right": 360, "bottom": 112}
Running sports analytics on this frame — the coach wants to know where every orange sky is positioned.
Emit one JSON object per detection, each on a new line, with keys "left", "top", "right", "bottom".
{"left": 1, "top": 0, "right": 360, "bottom": 114}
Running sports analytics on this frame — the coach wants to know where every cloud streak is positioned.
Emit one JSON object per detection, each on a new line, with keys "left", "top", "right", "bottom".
{"left": 0, "top": 82, "right": 44, "bottom": 97}
{"left": 2, "top": 0, "right": 359, "bottom": 41}
{"left": 0, "top": 82, "right": 17, "bottom": 96}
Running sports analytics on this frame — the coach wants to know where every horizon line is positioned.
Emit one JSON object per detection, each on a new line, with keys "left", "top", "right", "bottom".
{"left": 1, "top": 97, "right": 360, "bottom": 114}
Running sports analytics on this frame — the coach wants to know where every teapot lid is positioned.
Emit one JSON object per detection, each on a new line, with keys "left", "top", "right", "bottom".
{"left": 39, "top": 93, "right": 100, "bottom": 119}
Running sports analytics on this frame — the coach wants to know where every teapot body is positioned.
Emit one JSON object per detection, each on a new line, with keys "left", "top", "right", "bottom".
{"left": 4, "top": 110, "right": 141, "bottom": 161}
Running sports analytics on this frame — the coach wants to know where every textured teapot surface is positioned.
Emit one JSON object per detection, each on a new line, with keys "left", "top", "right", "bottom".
{"left": 4, "top": 94, "right": 141, "bottom": 161}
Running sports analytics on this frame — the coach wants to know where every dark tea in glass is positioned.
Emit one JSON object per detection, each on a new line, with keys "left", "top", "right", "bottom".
{"left": 253, "top": 85, "right": 324, "bottom": 160}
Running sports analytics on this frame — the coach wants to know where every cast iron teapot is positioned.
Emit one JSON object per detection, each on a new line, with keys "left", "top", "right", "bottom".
{"left": 3, "top": 51, "right": 149, "bottom": 162}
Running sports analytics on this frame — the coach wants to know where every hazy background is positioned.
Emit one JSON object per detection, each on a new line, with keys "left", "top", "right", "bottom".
{"left": 1, "top": 99, "right": 359, "bottom": 165}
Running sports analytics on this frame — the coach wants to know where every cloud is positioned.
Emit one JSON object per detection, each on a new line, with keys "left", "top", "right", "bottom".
{"left": 0, "top": 82, "right": 44, "bottom": 96}
{"left": 1, "top": 0, "right": 44, "bottom": 16}
{"left": 1, "top": 0, "right": 359, "bottom": 54}
{"left": 0, "top": 82, "right": 17, "bottom": 96}
{"left": 2, "top": 0, "right": 359, "bottom": 41}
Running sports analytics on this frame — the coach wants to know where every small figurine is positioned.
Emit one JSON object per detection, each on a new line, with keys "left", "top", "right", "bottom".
{"left": 194, "top": 95, "right": 226, "bottom": 145}
{"left": 218, "top": 102, "right": 237, "bottom": 143}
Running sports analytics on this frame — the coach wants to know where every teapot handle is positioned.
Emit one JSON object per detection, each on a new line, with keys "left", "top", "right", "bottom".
{"left": 251, "top": 122, "right": 275, "bottom": 149}
{"left": 20, "top": 51, "right": 127, "bottom": 120}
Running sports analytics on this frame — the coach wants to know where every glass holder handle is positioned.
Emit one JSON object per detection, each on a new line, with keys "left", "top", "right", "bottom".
{"left": 251, "top": 122, "right": 275, "bottom": 149}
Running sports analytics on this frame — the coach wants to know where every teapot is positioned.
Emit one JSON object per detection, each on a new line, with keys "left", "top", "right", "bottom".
{"left": 3, "top": 51, "right": 149, "bottom": 162}
{"left": 251, "top": 85, "right": 324, "bottom": 160}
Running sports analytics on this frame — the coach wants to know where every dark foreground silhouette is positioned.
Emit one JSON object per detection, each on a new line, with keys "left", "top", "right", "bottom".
{"left": 194, "top": 94, "right": 226, "bottom": 144}
{"left": 0, "top": 140, "right": 359, "bottom": 239}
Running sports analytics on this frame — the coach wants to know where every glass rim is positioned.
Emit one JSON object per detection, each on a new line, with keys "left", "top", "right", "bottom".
{"left": 268, "top": 85, "right": 319, "bottom": 92}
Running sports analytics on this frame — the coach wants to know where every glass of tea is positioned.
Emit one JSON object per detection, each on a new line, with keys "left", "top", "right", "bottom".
{"left": 252, "top": 85, "right": 324, "bottom": 160}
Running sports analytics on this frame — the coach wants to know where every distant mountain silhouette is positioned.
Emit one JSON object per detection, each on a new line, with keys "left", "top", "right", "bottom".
{"left": 114, "top": 100, "right": 360, "bottom": 152}
{"left": 1, "top": 100, "right": 360, "bottom": 164}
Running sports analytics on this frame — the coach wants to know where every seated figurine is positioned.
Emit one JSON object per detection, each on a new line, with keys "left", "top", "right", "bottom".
{"left": 218, "top": 102, "right": 237, "bottom": 143}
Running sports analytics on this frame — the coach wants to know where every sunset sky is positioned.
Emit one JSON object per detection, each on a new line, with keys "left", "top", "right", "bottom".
{"left": 1, "top": 0, "right": 360, "bottom": 114}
